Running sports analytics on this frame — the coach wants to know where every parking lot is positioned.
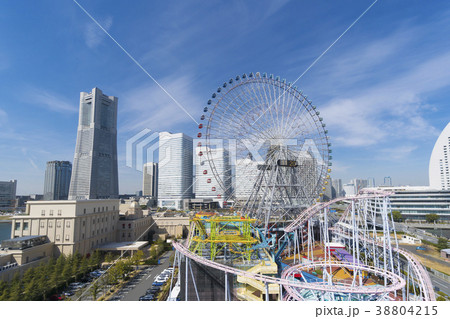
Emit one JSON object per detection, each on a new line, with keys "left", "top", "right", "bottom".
{"left": 109, "top": 251, "right": 173, "bottom": 301}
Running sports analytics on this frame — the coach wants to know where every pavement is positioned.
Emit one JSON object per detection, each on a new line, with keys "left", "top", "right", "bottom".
{"left": 110, "top": 250, "right": 174, "bottom": 301}
{"left": 427, "top": 271, "right": 450, "bottom": 296}
{"left": 398, "top": 244, "right": 450, "bottom": 270}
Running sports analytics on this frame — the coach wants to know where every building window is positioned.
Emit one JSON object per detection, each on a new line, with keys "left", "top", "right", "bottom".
{"left": 57, "top": 221, "right": 61, "bottom": 228}
{"left": 57, "top": 210, "right": 62, "bottom": 216}
{"left": 128, "top": 224, "right": 131, "bottom": 229}
{"left": 41, "top": 210, "right": 45, "bottom": 216}
{"left": 56, "top": 235, "right": 60, "bottom": 241}
{"left": 65, "top": 235, "right": 70, "bottom": 241}
{"left": 49, "top": 210, "right": 54, "bottom": 216}
{"left": 14, "top": 223, "right": 21, "bottom": 231}
{"left": 49, "top": 222, "right": 53, "bottom": 228}
{"left": 106, "top": 207, "right": 109, "bottom": 211}
{"left": 82, "top": 233, "right": 85, "bottom": 239}
{"left": 92, "top": 230, "right": 95, "bottom": 236}
{"left": 40, "top": 222, "right": 44, "bottom": 228}
{"left": 93, "top": 208, "right": 96, "bottom": 213}
{"left": 93, "top": 218, "right": 95, "bottom": 224}
{"left": 66, "top": 221, "right": 71, "bottom": 228}
{"left": 128, "top": 233, "right": 131, "bottom": 238}
{"left": 23, "top": 222, "right": 29, "bottom": 230}
{"left": 83, "top": 208, "right": 86, "bottom": 214}
{"left": 113, "top": 206, "right": 115, "bottom": 210}
{"left": 82, "top": 220, "right": 86, "bottom": 226}
{"left": 102, "top": 207, "right": 104, "bottom": 212}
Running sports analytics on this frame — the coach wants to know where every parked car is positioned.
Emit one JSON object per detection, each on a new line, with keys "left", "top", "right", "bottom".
{"left": 139, "top": 294, "right": 155, "bottom": 301}
{"left": 147, "top": 287, "right": 160, "bottom": 295}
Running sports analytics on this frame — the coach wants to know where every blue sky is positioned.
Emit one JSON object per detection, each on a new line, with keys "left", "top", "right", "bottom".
{"left": 1, "top": 0, "right": 450, "bottom": 194}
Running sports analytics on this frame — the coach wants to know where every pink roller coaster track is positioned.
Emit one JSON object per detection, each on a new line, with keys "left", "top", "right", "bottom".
{"left": 172, "top": 189, "right": 435, "bottom": 301}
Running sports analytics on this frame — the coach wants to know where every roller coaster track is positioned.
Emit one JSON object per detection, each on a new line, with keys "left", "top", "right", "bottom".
{"left": 173, "top": 241, "right": 405, "bottom": 296}
{"left": 284, "top": 190, "right": 435, "bottom": 301}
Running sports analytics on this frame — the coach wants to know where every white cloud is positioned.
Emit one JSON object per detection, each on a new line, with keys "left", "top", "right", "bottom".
{"left": 25, "top": 88, "right": 77, "bottom": 113}
{"left": 119, "top": 74, "right": 202, "bottom": 133}
{"left": 320, "top": 49, "right": 450, "bottom": 147}
{"left": 84, "top": 16, "right": 113, "bottom": 48}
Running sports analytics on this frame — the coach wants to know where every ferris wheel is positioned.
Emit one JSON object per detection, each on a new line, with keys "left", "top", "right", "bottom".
{"left": 197, "top": 72, "right": 331, "bottom": 226}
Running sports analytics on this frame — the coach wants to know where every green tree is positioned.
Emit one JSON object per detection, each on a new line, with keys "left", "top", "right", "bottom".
{"left": 425, "top": 213, "right": 439, "bottom": 223}
{"left": 391, "top": 210, "right": 403, "bottom": 222}
{"left": 90, "top": 282, "right": 100, "bottom": 300}
{"left": 8, "top": 273, "right": 22, "bottom": 301}
{"left": 132, "top": 250, "right": 144, "bottom": 266}
{"left": 437, "top": 237, "right": 449, "bottom": 250}
{"left": 436, "top": 296, "right": 446, "bottom": 301}
{"left": 104, "top": 252, "right": 114, "bottom": 263}
{"left": 62, "top": 254, "right": 74, "bottom": 284}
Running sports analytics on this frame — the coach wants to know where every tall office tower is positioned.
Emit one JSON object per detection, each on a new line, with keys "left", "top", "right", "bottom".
{"left": 332, "top": 179, "right": 343, "bottom": 198}
{"left": 383, "top": 176, "right": 392, "bottom": 187}
{"left": 143, "top": 162, "right": 158, "bottom": 198}
{"left": 352, "top": 179, "right": 369, "bottom": 193}
{"left": 235, "top": 157, "right": 262, "bottom": 202}
{"left": 0, "top": 180, "right": 17, "bottom": 209}
{"left": 68, "top": 87, "right": 118, "bottom": 200}
{"left": 367, "top": 177, "right": 376, "bottom": 188}
{"left": 157, "top": 132, "right": 193, "bottom": 210}
{"left": 43, "top": 161, "right": 72, "bottom": 200}
{"left": 343, "top": 183, "right": 356, "bottom": 197}
{"left": 429, "top": 122, "right": 450, "bottom": 190}
{"left": 195, "top": 146, "right": 231, "bottom": 206}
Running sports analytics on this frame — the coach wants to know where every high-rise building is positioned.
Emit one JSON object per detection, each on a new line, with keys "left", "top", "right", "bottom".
{"left": 343, "top": 183, "right": 356, "bottom": 197}
{"left": 367, "top": 177, "right": 376, "bottom": 188}
{"left": 332, "top": 179, "right": 343, "bottom": 198}
{"left": 43, "top": 161, "right": 72, "bottom": 200}
{"left": 157, "top": 132, "right": 193, "bottom": 210}
{"left": 143, "top": 162, "right": 158, "bottom": 198}
{"left": 429, "top": 122, "right": 450, "bottom": 190}
{"left": 0, "top": 180, "right": 17, "bottom": 210}
{"left": 68, "top": 88, "right": 118, "bottom": 200}
{"left": 235, "top": 157, "right": 262, "bottom": 202}
{"left": 195, "top": 146, "right": 231, "bottom": 206}
{"left": 352, "top": 178, "right": 369, "bottom": 193}
{"left": 383, "top": 176, "right": 392, "bottom": 187}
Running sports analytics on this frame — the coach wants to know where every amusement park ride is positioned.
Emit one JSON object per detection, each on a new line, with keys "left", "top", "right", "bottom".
{"left": 169, "top": 72, "right": 435, "bottom": 301}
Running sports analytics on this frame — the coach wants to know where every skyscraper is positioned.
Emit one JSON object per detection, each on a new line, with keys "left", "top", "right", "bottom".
{"left": 157, "top": 132, "right": 193, "bottom": 209}
{"left": 143, "top": 162, "right": 158, "bottom": 198}
{"left": 383, "top": 176, "right": 392, "bottom": 187}
{"left": 195, "top": 146, "right": 231, "bottom": 206}
{"left": 0, "top": 180, "right": 17, "bottom": 209}
{"left": 351, "top": 178, "right": 369, "bottom": 193}
{"left": 235, "top": 157, "right": 262, "bottom": 202}
{"left": 68, "top": 87, "right": 118, "bottom": 200}
{"left": 429, "top": 122, "right": 450, "bottom": 190}
{"left": 332, "top": 179, "right": 343, "bottom": 198}
{"left": 43, "top": 161, "right": 72, "bottom": 200}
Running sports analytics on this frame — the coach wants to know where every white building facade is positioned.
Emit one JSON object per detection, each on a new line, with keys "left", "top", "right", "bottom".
{"left": 157, "top": 132, "right": 193, "bottom": 210}
{"left": 429, "top": 122, "right": 450, "bottom": 190}
{"left": 195, "top": 147, "right": 231, "bottom": 207}
{"left": 143, "top": 162, "right": 158, "bottom": 198}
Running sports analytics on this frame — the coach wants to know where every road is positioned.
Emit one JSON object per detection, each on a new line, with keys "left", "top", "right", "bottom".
{"left": 427, "top": 271, "right": 450, "bottom": 296}
{"left": 112, "top": 251, "right": 173, "bottom": 301}
{"left": 398, "top": 244, "right": 450, "bottom": 296}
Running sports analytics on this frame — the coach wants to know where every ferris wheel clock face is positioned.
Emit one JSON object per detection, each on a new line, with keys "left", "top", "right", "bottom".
{"left": 197, "top": 72, "right": 331, "bottom": 212}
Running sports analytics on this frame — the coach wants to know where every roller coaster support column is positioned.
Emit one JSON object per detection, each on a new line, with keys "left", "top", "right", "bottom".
{"left": 265, "top": 282, "right": 269, "bottom": 301}
{"left": 225, "top": 272, "right": 228, "bottom": 301}
{"left": 185, "top": 256, "right": 189, "bottom": 301}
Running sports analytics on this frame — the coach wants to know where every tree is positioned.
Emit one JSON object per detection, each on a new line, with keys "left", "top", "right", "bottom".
{"left": 437, "top": 237, "right": 449, "bottom": 250}
{"left": 391, "top": 211, "right": 403, "bottom": 222}
{"left": 132, "top": 250, "right": 144, "bottom": 266}
{"left": 90, "top": 282, "right": 100, "bottom": 300}
{"left": 425, "top": 213, "right": 439, "bottom": 223}
{"left": 104, "top": 252, "right": 114, "bottom": 263}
